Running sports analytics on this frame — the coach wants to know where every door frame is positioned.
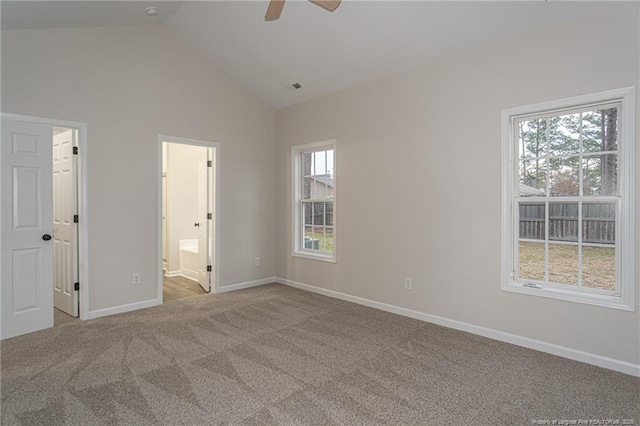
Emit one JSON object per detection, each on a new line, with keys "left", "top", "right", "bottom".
{"left": 1, "top": 112, "right": 89, "bottom": 320}
{"left": 157, "top": 135, "right": 220, "bottom": 302}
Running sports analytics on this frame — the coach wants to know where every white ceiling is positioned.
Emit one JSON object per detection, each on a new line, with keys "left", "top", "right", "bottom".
{"left": 1, "top": 1, "right": 185, "bottom": 30}
{"left": 1, "top": 1, "right": 633, "bottom": 109}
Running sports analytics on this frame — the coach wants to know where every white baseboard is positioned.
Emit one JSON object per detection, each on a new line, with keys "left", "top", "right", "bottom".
{"left": 216, "top": 276, "right": 277, "bottom": 294}
{"left": 164, "top": 270, "right": 198, "bottom": 283}
{"left": 85, "top": 277, "right": 275, "bottom": 321}
{"left": 276, "top": 277, "right": 640, "bottom": 377}
{"left": 180, "top": 267, "right": 198, "bottom": 282}
{"left": 87, "top": 298, "right": 160, "bottom": 320}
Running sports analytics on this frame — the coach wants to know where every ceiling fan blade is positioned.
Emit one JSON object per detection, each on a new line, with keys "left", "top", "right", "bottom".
{"left": 265, "top": 0, "right": 286, "bottom": 21}
{"left": 308, "top": 0, "right": 341, "bottom": 12}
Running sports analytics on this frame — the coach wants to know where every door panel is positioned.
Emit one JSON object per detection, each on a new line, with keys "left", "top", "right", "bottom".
{"left": 12, "top": 167, "right": 41, "bottom": 229}
{"left": 1, "top": 119, "right": 54, "bottom": 339}
{"left": 52, "top": 130, "right": 78, "bottom": 316}
{"left": 12, "top": 248, "right": 41, "bottom": 312}
{"left": 197, "top": 156, "right": 210, "bottom": 292}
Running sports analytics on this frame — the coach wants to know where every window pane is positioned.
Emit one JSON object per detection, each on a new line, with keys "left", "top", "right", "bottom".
{"left": 302, "top": 177, "right": 312, "bottom": 200}
{"left": 302, "top": 152, "right": 313, "bottom": 200}
{"left": 326, "top": 150, "right": 334, "bottom": 177}
{"left": 320, "top": 227, "right": 334, "bottom": 252}
{"left": 548, "top": 243, "right": 578, "bottom": 285}
{"left": 325, "top": 202, "right": 333, "bottom": 226}
{"left": 302, "top": 152, "right": 312, "bottom": 175}
{"left": 583, "top": 154, "right": 617, "bottom": 196}
{"left": 519, "top": 159, "right": 546, "bottom": 196}
{"left": 549, "top": 202, "right": 578, "bottom": 243}
{"left": 304, "top": 226, "right": 318, "bottom": 250}
{"left": 582, "top": 246, "right": 615, "bottom": 290}
{"left": 317, "top": 178, "right": 328, "bottom": 200}
{"left": 549, "top": 157, "right": 580, "bottom": 196}
{"left": 549, "top": 113, "right": 579, "bottom": 157}
{"left": 303, "top": 202, "right": 312, "bottom": 226}
{"left": 582, "top": 108, "right": 618, "bottom": 153}
{"left": 519, "top": 203, "right": 545, "bottom": 240}
{"left": 313, "top": 202, "right": 324, "bottom": 226}
{"left": 582, "top": 203, "right": 615, "bottom": 244}
{"left": 518, "top": 118, "right": 547, "bottom": 159}
{"left": 518, "top": 241, "right": 545, "bottom": 281}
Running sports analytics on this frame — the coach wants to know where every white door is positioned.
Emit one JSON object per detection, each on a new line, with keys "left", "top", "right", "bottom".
{"left": 1, "top": 119, "right": 54, "bottom": 339}
{"left": 52, "top": 129, "right": 78, "bottom": 317}
{"left": 196, "top": 155, "right": 211, "bottom": 292}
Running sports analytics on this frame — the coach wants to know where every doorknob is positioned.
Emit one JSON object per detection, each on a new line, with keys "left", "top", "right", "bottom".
{"left": 194, "top": 222, "right": 200, "bottom": 227}
{"left": 42, "top": 234, "right": 52, "bottom": 241}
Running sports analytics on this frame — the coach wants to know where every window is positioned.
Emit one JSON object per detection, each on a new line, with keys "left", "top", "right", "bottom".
{"left": 501, "top": 88, "right": 635, "bottom": 310}
{"left": 292, "top": 140, "right": 337, "bottom": 262}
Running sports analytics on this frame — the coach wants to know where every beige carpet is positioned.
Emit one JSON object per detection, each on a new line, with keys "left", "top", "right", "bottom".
{"left": 1, "top": 283, "right": 638, "bottom": 425}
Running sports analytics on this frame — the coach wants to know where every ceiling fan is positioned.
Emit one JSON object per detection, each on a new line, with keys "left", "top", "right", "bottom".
{"left": 265, "top": 0, "right": 342, "bottom": 21}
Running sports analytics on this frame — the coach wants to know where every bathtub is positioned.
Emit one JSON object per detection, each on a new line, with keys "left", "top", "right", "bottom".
{"left": 179, "top": 239, "right": 199, "bottom": 281}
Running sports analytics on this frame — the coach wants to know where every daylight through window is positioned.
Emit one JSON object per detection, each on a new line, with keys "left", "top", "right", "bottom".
{"left": 292, "top": 141, "right": 336, "bottom": 262}
{"left": 502, "top": 88, "right": 634, "bottom": 310}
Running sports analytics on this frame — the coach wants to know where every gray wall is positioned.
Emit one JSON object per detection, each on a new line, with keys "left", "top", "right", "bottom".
{"left": 275, "top": 9, "right": 640, "bottom": 364}
{"left": 2, "top": 25, "right": 276, "bottom": 311}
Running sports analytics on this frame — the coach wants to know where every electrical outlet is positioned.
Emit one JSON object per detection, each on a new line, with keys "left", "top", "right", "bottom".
{"left": 255, "top": 257, "right": 260, "bottom": 266}
{"left": 405, "top": 277, "right": 413, "bottom": 290}
{"left": 132, "top": 273, "right": 141, "bottom": 284}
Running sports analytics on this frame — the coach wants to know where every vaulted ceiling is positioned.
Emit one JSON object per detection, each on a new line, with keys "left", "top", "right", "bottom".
{"left": 1, "top": 1, "right": 630, "bottom": 108}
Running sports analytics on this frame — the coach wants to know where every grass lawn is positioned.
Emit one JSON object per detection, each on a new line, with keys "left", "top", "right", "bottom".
{"left": 519, "top": 241, "right": 615, "bottom": 290}
{"left": 304, "top": 232, "right": 334, "bottom": 252}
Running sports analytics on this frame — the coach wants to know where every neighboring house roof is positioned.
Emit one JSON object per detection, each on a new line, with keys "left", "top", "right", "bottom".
{"left": 310, "top": 174, "right": 334, "bottom": 187}
{"left": 519, "top": 182, "right": 544, "bottom": 196}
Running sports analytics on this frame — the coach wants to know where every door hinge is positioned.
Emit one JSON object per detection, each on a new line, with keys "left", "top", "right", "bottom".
{"left": 74, "top": 282, "right": 79, "bottom": 291}
{"left": 207, "top": 160, "right": 212, "bottom": 167}
{"left": 73, "top": 146, "right": 78, "bottom": 155}
{"left": 207, "top": 213, "right": 212, "bottom": 220}
{"left": 73, "top": 214, "right": 79, "bottom": 223}
{"left": 207, "top": 265, "right": 212, "bottom": 272}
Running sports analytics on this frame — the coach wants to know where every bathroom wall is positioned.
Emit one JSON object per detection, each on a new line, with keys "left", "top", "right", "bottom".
{"left": 165, "top": 142, "right": 208, "bottom": 274}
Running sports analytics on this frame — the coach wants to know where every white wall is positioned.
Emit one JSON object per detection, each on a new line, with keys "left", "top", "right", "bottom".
{"left": 1, "top": 25, "right": 276, "bottom": 311}
{"left": 275, "top": 8, "right": 640, "bottom": 365}
{"left": 165, "top": 143, "right": 207, "bottom": 273}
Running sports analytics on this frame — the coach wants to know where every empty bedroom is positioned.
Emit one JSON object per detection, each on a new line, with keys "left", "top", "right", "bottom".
{"left": 1, "top": 1, "right": 638, "bottom": 424}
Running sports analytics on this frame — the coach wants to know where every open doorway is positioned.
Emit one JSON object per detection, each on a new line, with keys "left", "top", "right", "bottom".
{"left": 158, "top": 136, "right": 218, "bottom": 303}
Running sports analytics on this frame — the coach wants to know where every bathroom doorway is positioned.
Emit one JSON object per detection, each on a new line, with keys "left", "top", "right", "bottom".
{"left": 158, "top": 136, "right": 218, "bottom": 303}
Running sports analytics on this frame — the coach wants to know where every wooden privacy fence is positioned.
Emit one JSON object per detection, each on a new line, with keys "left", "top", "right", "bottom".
{"left": 519, "top": 202, "right": 615, "bottom": 244}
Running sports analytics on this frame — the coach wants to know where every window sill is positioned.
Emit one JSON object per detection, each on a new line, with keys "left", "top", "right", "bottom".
{"left": 292, "top": 251, "right": 336, "bottom": 263}
{"left": 501, "top": 280, "right": 634, "bottom": 311}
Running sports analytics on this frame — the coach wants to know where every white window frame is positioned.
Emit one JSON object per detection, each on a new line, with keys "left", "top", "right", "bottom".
{"left": 292, "top": 140, "right": 337, "bottom": 263}
{"left": 501, "top": 87, "right": 635, "bottom": 311}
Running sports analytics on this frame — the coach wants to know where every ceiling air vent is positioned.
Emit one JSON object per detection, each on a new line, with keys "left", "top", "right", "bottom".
{"left": 287, "top": 83, "right": 303, "bottom": 91}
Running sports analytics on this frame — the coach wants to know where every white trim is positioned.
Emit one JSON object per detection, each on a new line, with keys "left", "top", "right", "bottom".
{"left": 216, "top": 276, "right": 276, "bottom": 293}
{"left": 179, "top": 267, "right": 198, "bottom": 281}
{"left": 86, "top": 298, "right": 160, "bottom": 320}
{"left": 276, "top": 277, "right": 640, "bottom": 377}
{"left": 164, "top": 271, "right": 199, "bottom": 283}
{"left": 1, "top": 112, "right": 90, "bottom": 321}
{"left": 500, "top": 87, "right": 635, "bottom": 311}
{"left": 291, "top": 139, "right": 337, "bottom": 263}
{"left": 292, "top": 251, "right": 337, "bottom": 263}
{"left": 157, "top": 135, "right": 221, "bottom": 304}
